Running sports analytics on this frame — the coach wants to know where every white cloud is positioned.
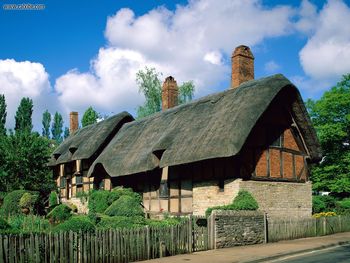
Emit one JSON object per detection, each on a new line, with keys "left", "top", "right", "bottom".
{"left": 0, "top": 59, "right": 55, "bottom": 130}
{"left": 264, "top": 60, "right": 281, "bottom": 73}
{"left": 204, "top": 51, "right": 223, "bottom": 65}
{"left": 299, "top": 0, "right": 350, "bottom": 81}
{"left": 295, "top": 0, "right": 318, "bottom": 35}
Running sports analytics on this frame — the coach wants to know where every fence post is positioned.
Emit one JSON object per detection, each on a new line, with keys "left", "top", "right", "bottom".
{"left": 188, "top": 215, "right": 193, "bottom": 253}
{"left": 264, "top": 213, "right": 268, "bottom": 243}
{"left": 146, "top": 226, "right": 150, "bottom": 260}
{"left": 323, "top": 217, "right": 326, "bottom": 235}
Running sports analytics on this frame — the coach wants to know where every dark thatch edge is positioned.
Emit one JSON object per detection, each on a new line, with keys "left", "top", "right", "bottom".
{"left": 88, "top": 74, "right": 322, "bottom": 178}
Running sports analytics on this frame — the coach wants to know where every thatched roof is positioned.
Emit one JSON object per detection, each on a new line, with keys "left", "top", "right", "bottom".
{"left": 88, "top": 74, "right": 321, "bottom": 178}
{"left": 49, "top": 112, "right": 134, "bottom": 166}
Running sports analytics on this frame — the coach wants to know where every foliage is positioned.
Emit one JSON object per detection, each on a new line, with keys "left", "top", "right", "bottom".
{"left": 0, "top": 190, "right": 26, "bottom": 216}
{"left": 306, "top": 74, "right": 350, "bottom": 196}
{"left": 19, "top": 192, "right": 38, "bottom": 212}
{"left": 335, "top": 198, "right": 350, "bottom": 215}
{"left": 47, "top": 204, "right": 72, "bottom": 223}
{"left": 82, "top": 106, "right": 100, "bottom": 127}
{"left": 312, "top": 195, "right": 337, "bottom": 214}
{"left": 0, "top": 94, "right": 6, "bottom": 136}
{"left": 205, "top": 190, "right": 259, "bottom": 217}
{"left": 51, "top": 112, "right": 64, "bottom": 143}
{"left": 42, "top": 110, "right": 51, "bottom": 138}
{"left": 49, "top": 191, "right": 58, "bottom": 207}
{"left": 15, "top": 97, "right": 33, "bottom": 133}
{"left": 136, "top": 67, "right": 195, "bottom": 118}
{"left": 76, "top": 191, "right": 89, "bottom": 204}
{"left": 0, "top": 132, "right": 55, "bottom": 195}
{"left": 63, "top": 127, "right": 70, "bottom": 139}
{"left": 88, "top": 187, "right": 139, "bottom": 214}
{"left": 97, "top": 216, "right": 146, "bottom": 229}
{"left": 105, "top": 195, "right": 144, "bottom": 217}
{"left": 5, "top": 214, "right": 50, "bottom": 233}
{"left": 0, "top": 217, "right": 10, "bottom": 230}
{"left": 312, "top": 212, "right": 337, "bottom": 218}
{"left": 54, "top": 216, "right": 95, "bottom": 233}
{"left": 145, "top": 217, "right": 183, "bottom": 227}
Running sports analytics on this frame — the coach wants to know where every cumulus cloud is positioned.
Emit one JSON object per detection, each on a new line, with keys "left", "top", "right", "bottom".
{"left": 299, "top": 0, "right": 350, "bottom": 83}
{"left": 0, "top": 59, "right": 56, "bottom": 129}
{"left": 55, "top": 0, "right": 294, "bottom": 116}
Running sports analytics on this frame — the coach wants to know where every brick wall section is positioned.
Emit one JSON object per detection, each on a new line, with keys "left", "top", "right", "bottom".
{"left": 240, "top": 180, "right": 312, "bottom": 219}
{"left": 193, "top": 179, "right": 312, "bottom": 219}
{"left": 193, "top": 178, "right": 240, "bottom": 215}
{"left": 212, "top": 210, "right": 265, "bottom": 248}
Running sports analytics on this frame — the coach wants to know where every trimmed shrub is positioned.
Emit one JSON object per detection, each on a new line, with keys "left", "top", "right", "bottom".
{"left": 19, "top": 192, "right": 38, "bottom": 212}
{"left": 104, "top": 195, "right": 144, "bottom": 217}
{"left": 0, "top": 218, "right": 10, "bottom": 230}
{"left": 54, "top": 216, "right": 95, "bottom": 233}
{"left": 49, "top": 191, "right": 58, "bottom": 208}
{"left": 97, "top": 216, "right": 146, "bottom": 229}
{"left": 88, "top": 187, "right": 141, "bottom": 214}
{"left": 205, "top": 190, "right": 259, "bottom": 217}
{"left": 47, "top": 204, "right": 72, "bottom": 223}
{"left": 0, "top": 190, "right": 26, "bottom": 216}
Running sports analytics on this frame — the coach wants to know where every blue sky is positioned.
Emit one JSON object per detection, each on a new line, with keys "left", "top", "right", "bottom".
{"left": 1, "top": 0, "right": 350, "bottom": 131}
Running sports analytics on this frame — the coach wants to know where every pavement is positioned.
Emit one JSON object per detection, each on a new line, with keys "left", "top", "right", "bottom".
{"left": 139, "top": 232, "right": 350, "bottom": 263}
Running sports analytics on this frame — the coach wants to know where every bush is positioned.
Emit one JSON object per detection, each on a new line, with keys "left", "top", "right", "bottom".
{"left": 335, "top": 198, "right": 350, "bottom": 215}
{"left": 145, "top": 217, "right": 183, "bottom": 227}
{"left": 97, "top": 216, "right": 146, "bottom": 229}
{"left": 49, "top": 191, "right": 58, "bottom": 207}
{"left": 205, "top": 190, "right": 258, "bottom": 217}
{"left": 104, "top": 195, "right": 144, "bottom": 217}
{"left": 19, "top": 192, "right": 38, "bottom": 212}
{"left": 88, "top": 187, "right": 141, "bottom": 214}
{"left": 47, "top": 204, "right": 72, "bottom": 223}
{"left": 54, "top": 216, "right": 95, "bottom": 233}
{"left": 312, "top": 195, "right": 337, "bottom": 213}
{"left": 0, "top": 218, "right": 10, "bottom": 230}
{"left": 6, "top": 215, "right": 51, "bottom": 233}
{"left": 0, "top": 190, "right": 26, "bottom": 216}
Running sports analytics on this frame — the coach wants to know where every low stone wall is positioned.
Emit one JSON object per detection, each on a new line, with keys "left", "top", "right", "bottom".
{"left": 210, "top": 210, "right": 266, "bottom": 248}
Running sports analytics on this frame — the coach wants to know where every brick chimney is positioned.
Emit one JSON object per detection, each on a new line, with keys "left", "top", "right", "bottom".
{"left": 69, "top": 112, "right": 79, "bottom": 135}
{"left": 231, "top": 45, "right": 254, "bottom": 89}
{"left": 162, "top": 76, "right": 178, "bottom": 110}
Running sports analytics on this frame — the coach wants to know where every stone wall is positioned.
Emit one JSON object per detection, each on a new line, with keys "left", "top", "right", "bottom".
{"left": 62, "top": 197, "right": 89, "bottom": 214}
{"left": 211, "top": 210, "right": 265, "bottom": 248}
{"left": 240, "top": 180, "right": 312, "bottom": 219}
{"left": 193, "top": 178, "right": 312, "bottom": 219}
{"left": 193, "top": 178, "right": 240, "bottom": 215}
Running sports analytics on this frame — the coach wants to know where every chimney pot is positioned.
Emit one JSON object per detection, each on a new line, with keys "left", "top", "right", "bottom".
{"left": 162, "top": 76, "right": 178, "bottom": 110}
{"left": 69, "top": 112, "right": 79, "bottom": 135}
{"left": 231, "top": 45, "right": 254, "bottom": 89}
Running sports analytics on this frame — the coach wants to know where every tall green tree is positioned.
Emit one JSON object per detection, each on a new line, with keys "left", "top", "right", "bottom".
{"left": 15, "top": 97, "right": 33, "bottom": 133}
{"left": 136, "top": 67, "right": 195, "bottom": 118}
{"left": 63, "top": 127, "right": 70, "bottom": 139}
{"left": 82, "top": 106, "right": 100, "bottom": 127}
{"left": 0, "top": 94, "right": 6, "bottom": 136}
{"left": 42, "top": 110, "right": 51, "bottom": 138}
{"left": 51, "top": 112, "right": 63, "bottom": 143}
{"left": 306, "top": 74, "right": 350, "bottom": 196}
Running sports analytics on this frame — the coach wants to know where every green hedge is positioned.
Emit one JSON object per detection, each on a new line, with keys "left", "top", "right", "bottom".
{"left": 104, "top": 195, "right": 144, "bottom": 217}
{"left": 205, "top": 190, "right": 259, "bottom": 217}
{"left": 54, "top": 216, "right": 95, "bottom": 233}
{"left": 0, "top": 190, "right": 27, "bottom": 216}
{"left": 47, "top": 204, "right": 72, "bottom": 223}
{"left": 88, "top": 187, "right": 141, "bottom": 214}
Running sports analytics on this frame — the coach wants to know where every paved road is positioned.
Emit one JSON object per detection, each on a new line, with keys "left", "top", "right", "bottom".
{"left": 273, "top": 244, "right": 350, "bottom": 263}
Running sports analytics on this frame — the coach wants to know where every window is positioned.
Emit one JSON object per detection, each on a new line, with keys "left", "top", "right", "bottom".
{"left": 159, "top": 180, "right": 169, "bottom": 198}
{"left": 60, "top": 177, "right": 66, "bottom": 188}
{"left": 76, "top": 175, "right": 83, "bottom": 185}
{"left": 267, "top": 127, "right": 283, "bottom": 148}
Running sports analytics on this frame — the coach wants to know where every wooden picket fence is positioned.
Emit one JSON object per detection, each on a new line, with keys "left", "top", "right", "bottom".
{"left": 0, "top": 217, "right": 209, "bottom": 263}
{"left": 267, "top": 215, "right": 350, "bottom": 242}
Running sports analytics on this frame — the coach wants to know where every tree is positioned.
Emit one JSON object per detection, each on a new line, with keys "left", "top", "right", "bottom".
{"left": 51, "top": 112, "right": 63, "bottom": 143}
{"left": 136, "top": 67, "right": 195, "bottom": 118}
{"left": 306, "top": 74, "right": 350, "bottom": 197}
{"left": 42, "top": 110, "right": 51, "bottom": 138}
{"left": 82, "top": 106, "right": 100, "bottom": 127}
{"left": 63, "top": 127, "right": 70, "bottom": 139}
{"left": 0, "top": 94, "right": 6, "bottom": 136}
{"left": 15, "top": 97, "right": 33, "bottom": 133}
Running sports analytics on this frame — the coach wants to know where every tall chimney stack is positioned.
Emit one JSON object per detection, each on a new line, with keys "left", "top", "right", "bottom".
{"left": 231, "top": 45, "right": 254, "bottom": 89}
{"left": 162, "top": 76, "right": 178, "bottom": 110}
{"left": 69, "top": 112, "right": 79, "bottom": 135}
